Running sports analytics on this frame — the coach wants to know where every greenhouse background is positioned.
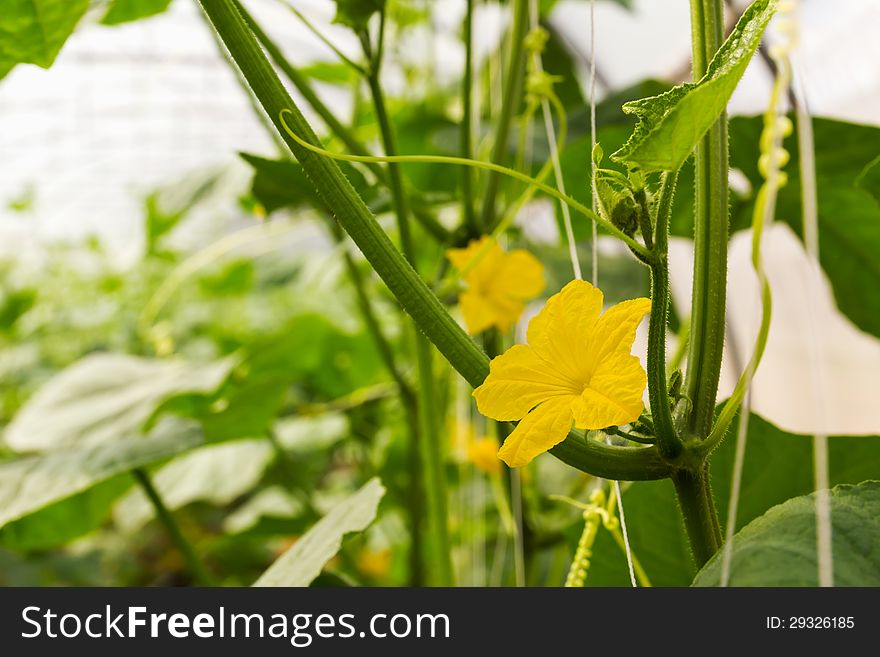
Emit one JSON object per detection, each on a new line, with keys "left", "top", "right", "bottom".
{"left": 3, "top": 0, "right": 877, "bottom": 435}
{"left": 1, "top": 0, "right": 878, "bottom": 589}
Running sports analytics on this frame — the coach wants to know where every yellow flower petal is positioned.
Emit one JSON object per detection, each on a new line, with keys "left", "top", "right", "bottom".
{"left": 490, "top": 249, "right": 546, "bottom": 300}
{"left": 590, "top": 297, "right": 651, "bottom": 363}
{"left": 447, "top": 238, "right": 545, "bottom": 335}
{"left": 571, "top": 351, "right": 647, "bottom": 429}
{"left": 459, "top": 290, "right": 500, "bottom": 335}
{"left": 446, "top": 236, "right": 499, "bottom": 281}
{"left": 468, "top": 436, "right": 502, "bottom": 474}
{"left": 526, "top": 279, "right": 604, "bottom": 381}
{"left": 473, "top": 344, "right": 579, "bottom": 421}
{"left": 497, "top": 395, "right": 575, "bottom": 468}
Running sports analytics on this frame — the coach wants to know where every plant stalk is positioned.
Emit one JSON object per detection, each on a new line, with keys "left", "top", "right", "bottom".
{"left": 132, "top": 468, "right": 215, "bottom": 586}
{"left": 195, "top": 0, "right": 670, "bottom": 482}
{"left": 647, "top": 170, "right": 681, "bottom": 457}
{"left": 684, "top": 0, "right": 729, "bottom": 439}
{"left": 672, "top": 466, "right": 721, "bottom": 567}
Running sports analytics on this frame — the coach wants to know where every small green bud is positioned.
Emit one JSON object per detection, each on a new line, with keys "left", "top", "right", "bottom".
{"left": 668, "top": 369, "right": 683, "bottom": 399}
{"left": 592, "top": 143, "right": 604, "bottom": 166}
{"left": 610, "top": 194, "right": 640, "bottom": 237}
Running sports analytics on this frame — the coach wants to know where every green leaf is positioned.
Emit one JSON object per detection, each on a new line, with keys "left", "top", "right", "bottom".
{"left": 0, "top": 0, "right": 89, "bottom": 79}
{"left": 856, "top": 155, "right": 880, "bottom": 206}
{"left": 240, "top": 152, "right": 373, "bottom": 216}
{"left": 223, "top": 486, "right": 304, "bottom": 535}
{"left": 612, "top": 0, "right": 777, "bottom": 171}
{"left": 101, "top": 0, "right": 173, "bottom": 26}
{"left": 4, "top": 353, "right": 235, "bottom": 451}
{"left": 584, "top": 412, "right": 880, "bottom": 585}
{"left": 541, "top": 23, "right": 585, "bottom": 110}
{"left": 145, "top": 192, "right": 185, "bottom": 254}
{"left": 709, "top": 414, "right": 880, "bottom": 533}
{"left": 725, "top": 116, "right": 880, "bottom": 338}
{"left": 0, "top": 419, "right": 203, "bottom": 548}
{"left": 114, "top": 439, "right": 274, "bottom": 532}
{"left": 0, "top": 288, "right": 36, "bottom": 333}
{"left": 694, "top": 481, "right": 880, "bottom": 586}
{"left": 332, "top": 0, "right": 384, "bottom": 32}
{"left": 253, "top": 477, "right": 385, "bottom": 586}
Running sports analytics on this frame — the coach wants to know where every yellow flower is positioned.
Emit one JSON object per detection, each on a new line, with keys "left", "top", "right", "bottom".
{"left": 467, "top": 436, "right": 502, "bottom": 475}
{"left": 446, "top": 236, "right": 545, "bottom": 335}
{"left": 357, "top": 548, "right": 392, "bottom": 580}
{"left": 473, "top": 280, "right": 650, "bottom": 468}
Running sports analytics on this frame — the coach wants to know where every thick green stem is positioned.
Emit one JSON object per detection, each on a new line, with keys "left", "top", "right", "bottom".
{"left": 647, "top": 171, "right": 681, "bottom": 457}
{"left": 480, "top": 0, "right": 529, "bottom": 231}
{"left": 132, "top": 468, "right": 215, "bottom": 586}
{"left": 195, "top": 0, "right": 670, "bottom": 483}
{"left": 460, "top": 0, "right": 477, "bottom": 231}
{"left": 363, "top": 35, "right": 453, "bottom": 585}
{"left": 685, "top": 0, "right": 729, "bottom": 439}
{"left": 672, "top": 466, "right": 721, "bottom": 567}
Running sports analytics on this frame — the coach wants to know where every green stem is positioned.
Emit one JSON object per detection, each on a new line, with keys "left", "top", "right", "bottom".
{"left": 196, "top": 0, "right": 668, "bottom": 482}
{"left": 132, "top": 468, "right": 215, "bottom": 586}
{"left": 234, "top": 0, "right": 449, "bottom": 243}
{"left": 480, "top": 0, "right": 528, "bottom": 231}
{"left": 460, "top": 0, "right": 477, "bottom": 231}
{"left": 672, "top": 467, "right": 720, "bottom": 567}
{"left": 363, "top": 30, "right": 453, "bottom": 586}
{"left": 647, "top": 171, "right": 681, "bottom": 458}
{"left": 684, "top": 0, "right": 729, "bottom": 439}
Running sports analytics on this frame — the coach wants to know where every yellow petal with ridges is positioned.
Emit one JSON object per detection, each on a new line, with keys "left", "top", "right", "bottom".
{"left": 590, "top": 297, "right": 651, "bottom": 364}
{"left": 526, "top": 280, "right": 603, "bottom": 381}
{"left": 497, "top": 395, "right": 575, "bottom": 468}
{"left": 571, "top": 351, "right": 647, "bottom": 429}
{"left": 473, "top": 344, "right": 579, "bottom": 421}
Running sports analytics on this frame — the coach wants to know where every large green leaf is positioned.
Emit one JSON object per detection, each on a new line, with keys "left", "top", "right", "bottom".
{"left": 253, "top": 478, "right": 384, "bottom": 586}
{"left": 584, "top": 413, "right": 880, "bottom": 585}
{"left": 114, "top": 439, "right": 274, "bottom": 532}
{"left": 101, "top": 0, "right": 174, "bottom": 26}
{"left": 856, "top": 155, "right": 880, "bottom": 206}
{"left": 240, "top": 152, "right": 374, "bottom": 216}
{"left": 709, "top": 414, "right": 880, "bottom": 532}
{"left": 694, "top": 481, "right": 880, "bottom": 586}
{"left": 724, "top": 116, "right": 880, "bottom": 338}
{"left": 0, "top": 419, "right": 203, "bottom": 549}
{"left": 4, "top": 353, "right": 234, "bottom": 451}
{"left": 0, "top": 0, "right": 88, "bottom": 79}
{"left": 612, "top": 0, "right": 777, "bottom": 171}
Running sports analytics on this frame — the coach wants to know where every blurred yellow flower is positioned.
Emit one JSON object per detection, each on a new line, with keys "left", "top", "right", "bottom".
{"left": 467, "top": 436, "right": 502, "bottom": 475}
{"left": 446, "top": 236, "right": 545, "bottom": 335}
{"left": 473, "top": 280, "right": 650, "bottom": 468}
{"left": 357, "top": 548, "right": 392, "bottom": 580}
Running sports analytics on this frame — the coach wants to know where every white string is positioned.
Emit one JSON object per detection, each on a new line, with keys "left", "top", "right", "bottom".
{"left": 589, "top": 0, "right": 599, "bottom": 287}
{"left": 792, "top": 59, "right": 834, "bottom": 589}
{"left": 612, "top": 480, "right": 637, "bottom": 587}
